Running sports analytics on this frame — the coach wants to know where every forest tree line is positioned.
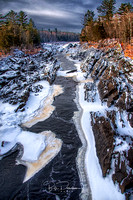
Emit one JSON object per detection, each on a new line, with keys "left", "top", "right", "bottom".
{"left": 0, "top": 10, "right": 79, "bottom": 51}
{"left": 40, "top": 29, "right": 79, "bottom": 42}
{"left": 80, "top": 1, "right": 133, "bottom": 43}
{"left": 0, "top": 10, "right": 40, "bottom": 50}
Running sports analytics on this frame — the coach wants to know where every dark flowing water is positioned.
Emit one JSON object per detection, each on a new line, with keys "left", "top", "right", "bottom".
{"left": 0, "top": 55, "right": 83, "bottom": 200}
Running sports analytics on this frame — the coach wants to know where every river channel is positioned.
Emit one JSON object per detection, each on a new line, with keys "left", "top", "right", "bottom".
{"left": 0, "top": 53, "right": 90, "bottom": 200}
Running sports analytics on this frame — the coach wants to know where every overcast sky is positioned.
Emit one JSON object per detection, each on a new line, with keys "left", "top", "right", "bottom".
{"left": 0, "top": 0, "right": 132, "bottom": 33}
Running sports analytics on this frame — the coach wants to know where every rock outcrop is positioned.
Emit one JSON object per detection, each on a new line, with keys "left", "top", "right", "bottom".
{"left": 91, "top": 112, "right": 115, "bottom": 177}
{"left": 0, "top": 49, "right": 60, "bottom": 112}
{"left": 77, "top": 42, "right": 133, "bottom": 198}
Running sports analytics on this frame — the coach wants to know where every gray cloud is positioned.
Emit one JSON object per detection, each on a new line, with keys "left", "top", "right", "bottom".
{"left": 0, "top": 0, "right": 132, "bottom": 33}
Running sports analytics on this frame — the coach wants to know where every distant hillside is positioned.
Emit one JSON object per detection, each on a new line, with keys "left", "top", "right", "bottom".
{"left": 39, "top": 30, "right": 79, "bottom": 42}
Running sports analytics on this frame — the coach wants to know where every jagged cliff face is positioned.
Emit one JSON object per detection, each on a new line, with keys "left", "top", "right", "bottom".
{"left": 74, "top": 44, "right": 133, "bottom": 198}
{"left": 0, "top": 49, "right": 60, "bottom": 112}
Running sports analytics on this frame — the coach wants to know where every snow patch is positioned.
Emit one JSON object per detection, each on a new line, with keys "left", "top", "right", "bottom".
{"left": 115, "top": 138, "right": 129, "bottom": 152}
{"left": 23, "top": 80, "right": 51, "bottom": 122}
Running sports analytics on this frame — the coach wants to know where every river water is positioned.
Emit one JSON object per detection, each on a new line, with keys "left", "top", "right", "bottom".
{"left": 0, "top": 53, "right": 89, "bottom": 200}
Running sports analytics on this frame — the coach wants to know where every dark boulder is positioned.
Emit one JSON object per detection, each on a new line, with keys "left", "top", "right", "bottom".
{"left": 91, "top": 112, "right": 115, "bottom": 176}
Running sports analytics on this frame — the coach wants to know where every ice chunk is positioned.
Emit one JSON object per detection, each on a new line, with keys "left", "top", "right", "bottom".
{"left": 16, "top": 131, "right": 46, "bottom": 162}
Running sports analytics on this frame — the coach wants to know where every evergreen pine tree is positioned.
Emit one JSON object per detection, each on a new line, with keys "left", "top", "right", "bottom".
{"left": 97, "top": 0, "right": 116, "bottom": 20}
{"left": 117, "top": 3, "right": 133, "bottom": 14}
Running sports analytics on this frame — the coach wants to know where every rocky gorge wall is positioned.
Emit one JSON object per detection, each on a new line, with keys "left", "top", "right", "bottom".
{"left": 70, "top": 42, "right": 133, "bottom": 199}
{"left": 83, "top": 46, "right": 133, "bottom": 199}
{"left": 0, "top": 49, "right": 60, "bottom": 112}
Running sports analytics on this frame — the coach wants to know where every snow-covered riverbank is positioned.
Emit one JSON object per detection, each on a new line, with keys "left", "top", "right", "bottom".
{"left": 78, "top": 82, "right": 125, "bottom": 200}
{"left": 59, "top": 49, "right": 125, "bottom": 199}
{"left": 64, "top": 42, "right": 133, "bottom": 200}
{"left": 0, "top": 42, "right": 132, "bottom": 199}
{"left": 0, "top": 45, "right": 63, "bottom": 182}
{"left": 0, "top": 80, "right": 50, "bottom": 159}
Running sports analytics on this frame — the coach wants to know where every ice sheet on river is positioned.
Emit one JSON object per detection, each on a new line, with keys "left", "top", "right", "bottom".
{"left": 0, "top": 79, "right": 63, "bottom": 163}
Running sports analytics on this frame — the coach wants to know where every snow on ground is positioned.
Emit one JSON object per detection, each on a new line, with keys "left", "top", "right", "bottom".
{"left": 62, "top": 42, "right": 80, "bottom": 49}
{"left": 23, "top": 81, "right": 50, "bottom": 122}
{"left": 114, "top": 138, "right": 129, "bottom": 152}
{"left": 23, "top": 84, "right": 63, "bottom": 128}
{"left": 22, "top": 85, "right": 63, "bottom": 128}
{"left": 0, "top": 80, "right": 51, "bottom": 161}
{"left": 43, "top": 42, "right": 68, "bottom": 53}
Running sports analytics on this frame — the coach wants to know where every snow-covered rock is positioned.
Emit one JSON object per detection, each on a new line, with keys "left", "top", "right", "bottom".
{"left": 64, "top": 42, "right": 133, "bottom": 198}
{"left": 0, "top": 48, "right": 60, "bottom": 112}
{"left": 0, "top": 46, "right": 60, "bottom": 162}
{"left": 79, "top": 45, "right": 133, "bottom": 198}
